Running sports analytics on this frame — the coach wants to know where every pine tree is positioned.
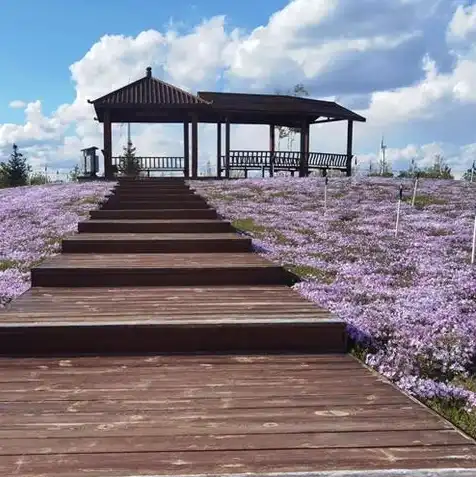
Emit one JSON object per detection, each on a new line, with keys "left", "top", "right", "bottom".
{"left": 0, "top": 144, "right": 30, "bottom": 187}
{"left": 68, "top": 165, "right": 81, "bottom": 182}
{"left": 117, "top": 140, "right": 141, "bottom": 176}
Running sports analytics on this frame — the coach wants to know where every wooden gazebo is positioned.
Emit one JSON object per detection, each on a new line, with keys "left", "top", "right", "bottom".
{"left": 88, "top": 67, "right": 366, "bottom": 180}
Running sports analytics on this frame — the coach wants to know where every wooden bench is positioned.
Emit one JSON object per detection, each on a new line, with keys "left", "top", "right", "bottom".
{"left": 220, "top": 151, "right": 352, "bottom": 177}
{"left": 112, "top": 156, "right": 185, "bottom": 177}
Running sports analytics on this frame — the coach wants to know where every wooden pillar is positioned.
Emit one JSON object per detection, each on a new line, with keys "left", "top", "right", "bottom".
{"left": 346, "top": 120, "right": 354, "bottom": 177}
{"left": 303, "top": 122, "right": 310, "bottom": 176}
{"left": 305, "top": 123, "right": 310, "bottom": 154}
{"left": 183, "top": 120, "right": 190, "bottom": 178}
{"left": 103, "top": 110, "right": 112, "bottom": 179}
{"left": 269, "top": 124, "right": 275, "bottom": 177}
{"left": 217, "top": 122, "right": 222, "bottom": 178}
{"left": 191, "top": 114, "right": 198, "bottom": 179}
{"left": 299, "top": 121, "right": 307, "bottom": 177}
{"left": 225, "top": 119, "right": 230, "bottom": 179}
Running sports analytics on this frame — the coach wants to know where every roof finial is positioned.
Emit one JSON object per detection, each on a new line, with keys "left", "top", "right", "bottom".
{"left": 146, "top": 66, "right": 152, "bottom": 78}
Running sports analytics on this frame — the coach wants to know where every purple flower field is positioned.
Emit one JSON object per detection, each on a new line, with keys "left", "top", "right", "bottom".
{"left": 192, "top": 176, "right": 476, "bottom": 411}
{"left": 0, "top": 182, "right": 113, "bottom": 306}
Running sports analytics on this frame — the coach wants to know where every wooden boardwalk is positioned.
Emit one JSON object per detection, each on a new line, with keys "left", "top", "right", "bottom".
{"left": 0, "top": 177, "right": 475, "bottom": 476}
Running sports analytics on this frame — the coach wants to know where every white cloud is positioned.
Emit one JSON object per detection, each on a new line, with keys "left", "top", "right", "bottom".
{"left": 1, "top": 0, "right": 476, "bottom": 178}
{"left": 8, "top": 100, "right": 26, "bottom": 109}
{"left": 447, "top": 4, "right": 476, "bottom": 40}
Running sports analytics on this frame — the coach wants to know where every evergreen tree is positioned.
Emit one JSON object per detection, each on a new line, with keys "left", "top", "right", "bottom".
{"left": 0, "top": 144, "right": 30, "bottom": 187}
{"left": 117, "top": 140, "right": 141, "bottom": 176}
{"left": 462, "top": 161, "right": 475, "bottom": 182}
{"left": 68, "top": 164, "right": 81, "bottom": 182}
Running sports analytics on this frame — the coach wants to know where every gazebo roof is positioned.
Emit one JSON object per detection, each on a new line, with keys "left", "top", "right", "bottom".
{"left": 197, "top": 92, "right": 366, "bottom": 122}
{"left": 89, "top": 67, "right": 366, "bottom": 126}
{"left": 90, "top": 67, "right": 209, "bottom": 107}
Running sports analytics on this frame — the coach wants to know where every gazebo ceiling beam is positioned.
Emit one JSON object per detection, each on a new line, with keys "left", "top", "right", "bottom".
{"left": 100, "top": 119, "right": 314, "bottom": 128}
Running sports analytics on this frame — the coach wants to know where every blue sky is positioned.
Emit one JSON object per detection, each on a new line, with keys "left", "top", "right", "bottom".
{"left": 1, "top": 0, "right": 287, "bottom": 118}
{"left": 1, "top": 0, "right": 476, "bottom": 177}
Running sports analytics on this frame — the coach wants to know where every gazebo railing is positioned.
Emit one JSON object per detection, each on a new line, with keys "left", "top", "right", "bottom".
{"left": 222, "top": 151, "right": 350, "bottom": 171}
{"left": 112, "top": 156, "right": 185, "bottom": 171}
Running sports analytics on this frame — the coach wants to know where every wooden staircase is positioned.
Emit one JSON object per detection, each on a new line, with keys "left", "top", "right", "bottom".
{"left": 1, "top": 177, "right": 475, "bottom": 476}
{"left": 1, "top": 177, "right": 347, "bottom": 356}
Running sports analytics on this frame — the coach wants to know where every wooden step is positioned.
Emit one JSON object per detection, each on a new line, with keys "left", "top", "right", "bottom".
{"left": 100, "top": 200, "right": 210, "bottom": 210}
{"left": 31, "top": 254, "right": 298, "bottom": 287}
{"left": 109, "top": 192, "right": 201, "bottom": 200}
{"left": 0, "top": 321, "right": 346, "bottom": 355}
{"left": 90, "top": 209, "right": 218, "bottom": 219}
{"left": 78, "top": 219, "right": 233, "bottom": 234}
{"left": 118, "top": 177, "right": 186, "bottom": 182}
{"left": 114, "top": 183, "right": 191, "bottom": 190}
{"left": 0, "top": 286, "right": 346, "bottom": 354}
{"left": 62, "top": 233, "right": 252, "bottom": 253}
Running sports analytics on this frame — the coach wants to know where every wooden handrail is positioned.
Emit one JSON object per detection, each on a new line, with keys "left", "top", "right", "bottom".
{"left": 112, "top": 156, "right": 184, "bottom": 170}
{"left": 221, "top": 151, "right": 350, "bottom": 170}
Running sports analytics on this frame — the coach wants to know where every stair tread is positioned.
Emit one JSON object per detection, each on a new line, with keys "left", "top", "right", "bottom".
{"left": 93, "top": 208, "right": 213, "bottom": 214}
{"left": 81, "top": 219, "right": 227, "bottom": 224}
{"left": 35, "top": 253, "right": 279, "bottom": 269}
{"left": 65, "top": 233, "right": 246, "bottom": 241}
{"left": 1, "top": 285, "right": 340, "bottom": 324}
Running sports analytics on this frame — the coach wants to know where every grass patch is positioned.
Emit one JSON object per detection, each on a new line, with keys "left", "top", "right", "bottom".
{"left": 405, "top": 194, "right": 447, "bottom": 209}
{"left": 268, "top": 191, "right": 292, "bottom": 199}
{"left": 426, "top": 397, "right": 476, "bottom": 438}
{"left": 427, "top": 228, "right": 452, "bottom": 236}
{"left": 0, "top": 260, "right": 20, "bottom": 271}
{"left": 232, "top": 218, "right": 268, "bottom": 235}
{"left": 286, "top": 264, "right": 337, "bottom": 284}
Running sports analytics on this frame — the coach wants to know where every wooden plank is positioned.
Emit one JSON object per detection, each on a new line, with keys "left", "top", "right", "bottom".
{"left": 0, "top": 394, "right": 412, "bottom": 412}
{"left": 61, "top": 233, "right": 252, "bottom": 254}
{"left": 89, "top": 209, "right": 218, "bottom": 219}
{"left": 1, "top": 446, "right": 475, "bottom": 476}
{"left": 34, "top": 253, "right": 284, "bottom": 269}
{"left": 0, "top": 312, "right": 334, "bottom": 323}
{"left": 0, "top": 403, "right": 440, "bottom": 425}
{"left": 0, "top": 430, "right": 467, "bottom": 456}
{"left": 65, "top": 233, "right": 246, "bottom": 241}
{"left": 0, "top": 382, "right": 435, "bottom": 402}
{"left": 0, "top": 354, "right": 365, "bottom": 368}
{"left": 0, "top": 415, "right": 451, "bottom": 439}
{"left": 100, "top": 201, "right": 211, "bottom": 210}
{"left": 77, "top": 219, "right": 233, "bottom": 234}
{"left": 8, "top": 285, "right": 313, "bottom": 301}
{"left": 0, "top": 324, "right": 346, "bottom": 355}
{"left": 0, "top": 373, "right": 387, "bottom": 390}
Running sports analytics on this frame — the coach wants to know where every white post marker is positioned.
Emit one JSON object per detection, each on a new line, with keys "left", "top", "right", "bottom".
{"left": 324, "top": 175, "right": 328, "bottom": 213}
{"left": 471, "top": 161, "right": 475, "bottom": 183}
{"left": 395, "top": 184, "right": 403, "bottom": 238}
{"left": 471, "top": 212, "right": 476, "bottom": 265}
{"left": 411, "top": 173, "right": 419, "bottom": 207}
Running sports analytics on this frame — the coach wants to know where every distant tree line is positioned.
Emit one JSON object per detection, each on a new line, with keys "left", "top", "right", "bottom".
{"left": 367, "top": 154, "right": 455, "bottom": 180}
{"left": 397, "top": 155, "right": 454, "bottom": 180}
{"left": 0, "top": 144, "right": 82, "bottom": 188}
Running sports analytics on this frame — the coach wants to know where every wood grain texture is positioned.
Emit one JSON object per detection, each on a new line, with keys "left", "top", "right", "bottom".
{"left": 0, "top": 354, "right": 474, "bottom": 475}
{"left": 77, "top": 219, "right": 233, "bottom": 234}
{"left": 89, "top": 208, "right": 218, "bottom": 219}
{"left": 61, "top": 233, "right": 252, "bottom": 253}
